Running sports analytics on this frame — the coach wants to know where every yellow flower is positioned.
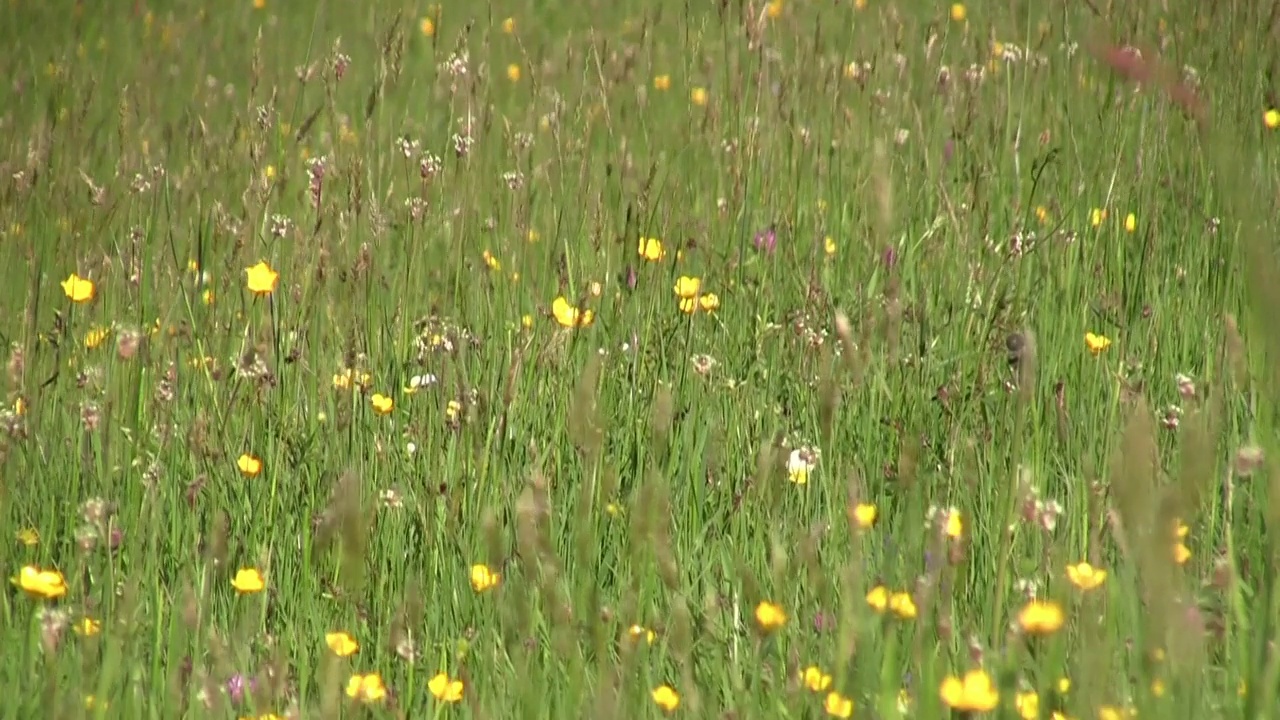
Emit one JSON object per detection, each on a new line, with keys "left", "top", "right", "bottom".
{"left": 13, "top": 565, "right": 67, "bottom": 599}
{"left": 428, "top": 672, "right": 464, "bottom": 703}
{"left": 237, "top": 454, "right": 263, "bottom": 477}
{"left": 13, "top": 397, "right": 26, "bottom": 416}
{"left": 551, "top": 297, "right": 595, "bottom": 328}
{"left": 470, "top": 564, "right": 501, "bottom": 593}
{"left": 1090, "top": 208, "right": 1108, "bottom": 227}
{"left": 506, "top": 64, "right": 521, "bottom": 82}
{"left": 851, "top": 503, "right": 878, "bottom": 529}
{"left": 638, "top": 236, "right": 666, "bottom": 261}
{"left": 420, "top": 17, "right": 435, "bottom": 36}
{"left": 690, "top": 87, "right": 708, "bottom": 106}
{"left": 940, "top": 669, "right": 1000, "bottom": 711}
{"left": 1035, "top": 205, "right": 1050, "bottom": 224}
{"left": 231, "top": 568, "right": 266, "bottom": 594}
{"left": 1085, "top": 332, "right": 1112, "bottom": 356}
{"left": 824, "top": 691, "right": 853, "bottom": 718}
{"left": 253, "top": 0, "right": 265, "bottom": 8}
{"left": 1124, "top": 213, "right": 1137, "bottom": 232}
{"left": 1174, "top": 542, "right": 1191, "bottom": 565}
{"left": 1015, "top": 691, "right": 1040, "bottom": 720}
{"left": 74, "top": 617, "right": 101, "bottom": 636}
{"left": 766, "top": 0, "right": 783, "bottom": 18}
{"left": 824, "top": 236, "right": 837, "bottom": 256}
{"left": 866, "top": 585, "right": 889, "bottom": 613}
{"left": 501, "top": 16, "right": 515, "bottom": 33}
{"left": 244, "top": 261, "right": 279, "bottom": 295}
{"left": 371, "top": 393, "right": 394, "bottom": 415}
{"left": 628, "top": 624, "right": 657, "bottom": 644}
{"left": 1266, "top": 109, "right": 1280, "bottom": 129}
{"left": 61, "top": 273, "right": 96, "bottom": 303}
{"left": 84, "top": 695, "right": 107, "bottom": 710}
{"left": 1018, "top": 600, "right": 1065, "bottom": 635}
{"left": 651, "top": 685, "right": 680, "bottom": 713}
{"left": 800, "top": 666, "right": 832, "bottom": 692}
{"left": 943, "top": 508, "right": 963, "bottom": 539}
{"left": 84, "top": 326, "right": 111, "bottom": 350}
{"left": 326, "top": 631, "right": 359, "bottom": 657}
{"left": 674, "top": 276, "right": 702, "bottom": 299}
{"left": 1151, "top": 678, "right": 1166, "bottom": 697}
{"left": 483, "top": 249, "right": 501, "bottom": 270}
{"left": 754, "top": 600, "right": 787, "bottom": 632}
{"left": 16, "top": 528, "right": 39, "bottom": 546}
{"left": 889, "top": 591, "right": 917, "bottom": 620}
{"left": 346, "top": 673, "right": 387, "bottom": 703}
{"left": 654, "top": 74, "right": 671, "bottom": 91}
{"left": 1066, "top": 562, "right": 1106, "bottom": 590}
{"left": 949, "top": 3, "right": 966, "bottom": 22}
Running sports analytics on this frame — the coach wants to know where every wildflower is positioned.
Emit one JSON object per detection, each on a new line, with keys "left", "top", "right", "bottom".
{"left": 84, "top": 326, "right": 111, "bottom": 350}
{"left": 933, "top": 506, "right": 963, "bottom": 539}
{"left": 679, "top": 293, "right": 720, "bottom": 314}
{"left": 1036, "top": 205, "right": 1050, "bottom": 224}
{"left": 628, "top": 624, "right": 657, "bottom": 644}
{"left": 766, "top": 0, "right": 783, "bottom": 18}
{"left": 824, "top": 691, "right": 853, "bottom": 718}
{"left": 506, "top": 64, "right": 521, "bottom": 82}
{"left": 673, "top": 276, "right": 701, "bottom": 299}
{"left": 470, "top": 564, "right": 501, "bottom": 593}
{"left": 1090, "top": 208, "right": 1108, "bottom": 227}
{"left": 428, "top": 672, "right": 464, "bottom": 703}
{"left": 1018, "top": 600, "right": 1065, "bottom": 635}
{"left": 16, "top": 528, "right": 39, "bottom": 546}
{"left": 754, "top": 225, "right": 777, "bottom": 254}
{"left": 638, "top": 236, "right": 666, "bottom": 261}
{"left": 889, "top": 591, "right": 918, "bottom": 620}
{"left": 1085, "top": 332, "right": 1112, "bottom": 356}
{"left": 1066, "top": 562, "right": 1107, "bottom": 590}
{"left": 231, "top": 568, "right": 265, "bottom": 594}
{"left": 866, "top": 585, "right": 889, "bottom": 613}
{"left": 940, "top": 669, "right": 1000, "bottom": 711}
{"left": 755, "top": 600, "right": 787, "bottom": 632}
{"left": 800, "top": 666, "right": 832, "bottom": 692}
{"left": 950, "top": 3, "right": 966, "bottom": 22}
{"left": 371, "top": 393, "right": 394, "bottom": 415}
{"left": 1015, "top": 691, "right": 1040, "bottom": 719}
{"left": 501, "top": 17, "right": 515, "bottom": 33}
{"left": 237, "top": 454, "right": 263, "bottom": 477}
{"left": 654, "top": 74, "right": 671, "bottom": 91}
{"left": 1174, "top": 543, "right": 1191, "bottom": 565}
{"left": 74, "top": 617, "right": 101, "bottom": 636}
{"left": 651, "top": 685, "right": 680, "bottom": 713}
{"left": 420, "top": 17, "right": 435, "bottom": 36}
{"left": 690, "top": 87, "right": 708, "bottom": 106}
{"left": 824, "top": 236, "right": 837, "bottom": 256}
{"left": 244, "top": 261, "right": 279, "bottom": 295}
{"left": 551, "top": 296, "right": 595, "bottom": 328}
{"left": 13, "top": 566, "right": 67, "bottom": 599}
{"left": 61, "top": 273, "right": 96, "bottom": 303}
{"left": 326, "top": 631, "right": 359, "bottom": 657}
{"left": 482, "top": 250, "right": 501, "bottom": 270}
{"left": 346, "top": 673, "right": 386, "bottom": 703}
{"left": 1266, "top": 109, "right": 1280, "bottom": 130}
{"left": 851, "top": 503, "right": 878, "bottom": 529}
{"left": 1124, "top": 213, "right": 1137, "bottom": 232}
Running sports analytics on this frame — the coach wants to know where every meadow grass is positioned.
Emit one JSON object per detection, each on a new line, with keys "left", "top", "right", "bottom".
{"left": 2, "top": 0, "right": 1280, "bottom": 717}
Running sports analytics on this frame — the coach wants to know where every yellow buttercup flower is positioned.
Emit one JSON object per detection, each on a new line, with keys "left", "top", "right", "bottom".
{"left": 551, "top": 296, "right": 595, "bottom": 328}
{"left": 1124, "top": 213, "right": 1137, "bottom": 233}
{"left": 61, "top": 273, "right": 96, "bottom": 303}
{"left": 13, "top": 565, "right": 67, "bottom": 599}
{"left": 824, "top": 691, "right": 853, "bottom": 718}
{"left": 690, "top": 87, "right": 708, "bottom": 106}
{"left": 1018, "top": 600, "right": 1065, "bottom": 635}
{"left": 501, "top": 17, "right": 515, "bottom": 33}
{"left": 326, "top": 631, "right": 359, "bottom": 657}
{"left": 506, "top": 64, "right": 521, "bottom": 82}
{"left": 754, "top": 600, "right": 787, "bottom": 632}
{"left": 346, "top": 672, "right": 386, "bottom": 703}
{"left": 940, "top": 669, "right": 999, "bottom": 711}
{"left": 1265, "top": 109, "right": 1280, "bottom": 130}
{"left": 654, "top": 74, "right": 671, "bottom": 91}
{"left": 673, "top": 276, "right": 701, "bottom": 299}
{"left": 371, "top": 393, "right": 394, "bottom": 415}
{"left": 231, "top": 568, "right": 266, "bottom": 594}
{"left": 1066, "top": 562, "right": 1106, "bottom": 590}
{"left": 651, "top": 685, "right": 680, "bottom": 713}
{"left": 1085, "top": 332, "right": 1112, "bottom": 356}
{"left": 1090, "top": 208, "right": 1108, "bottom": 227}
{"left": 84, "top": 326, "right": 111, "bottom": 350}
{"left": 420, "top": 17, "right": 435, "bottom": 36}
{"left": 16, "top": 528, "right": 39, "bottom": 546}
{"left": 949, "top": 3, "right": 966, "bottom": 22}
{"left": 470, "top": 564, "right": 501, "bottom": 593}
{"left": 638, "top": 236, "right": 666, "bottom": 261}
{"left": 74, "top": 617, "right": 101, "bottom": 636}
{"left": 766, "top": 0, "right": 783, "bottom": 18}
{"left": 800, "top": 666, "right": 832, "bottom": 692}
{"left": 888, "top": 591, "right": 917, "bottom": 620}
{"left": 237, "top": 454, "right": 263, "bottom": 477}
{"left": 628, "top": 624, "right": 657, "bottom": 644}
{"left": 428, "top": 672, "right": 464, "bottom": 703}
{"left": 866, "top": 585, "right": 889, "bottom": 613}
{"left": 851, "top": 503, "right": 878, "bottom": 529}
{"left": 482, "top": 250, "right": 501, "bottom": 270}
{"left": 824, "top": 236, "right": 837, "bottom": 256}
{"left": 244, "top": 261, "right": 279, "bottom": 295}
{"left": 1015, "top": 691, "right": 1039, "bottom": 720}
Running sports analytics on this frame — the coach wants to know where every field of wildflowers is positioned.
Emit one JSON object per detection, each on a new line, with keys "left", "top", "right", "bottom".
{"left": 4, "top": 0, "right": 1280, "bottom": 717}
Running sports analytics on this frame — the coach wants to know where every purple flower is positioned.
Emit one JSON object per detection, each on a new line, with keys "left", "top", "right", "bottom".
{"left": 226, "top": 673, "right": 257, "bottom": 705}
{"left": 882, "top": 246, "right": 898, "bottom": 269}
{"left": 753, "top": 225, "right": 777, "bottom": 254}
